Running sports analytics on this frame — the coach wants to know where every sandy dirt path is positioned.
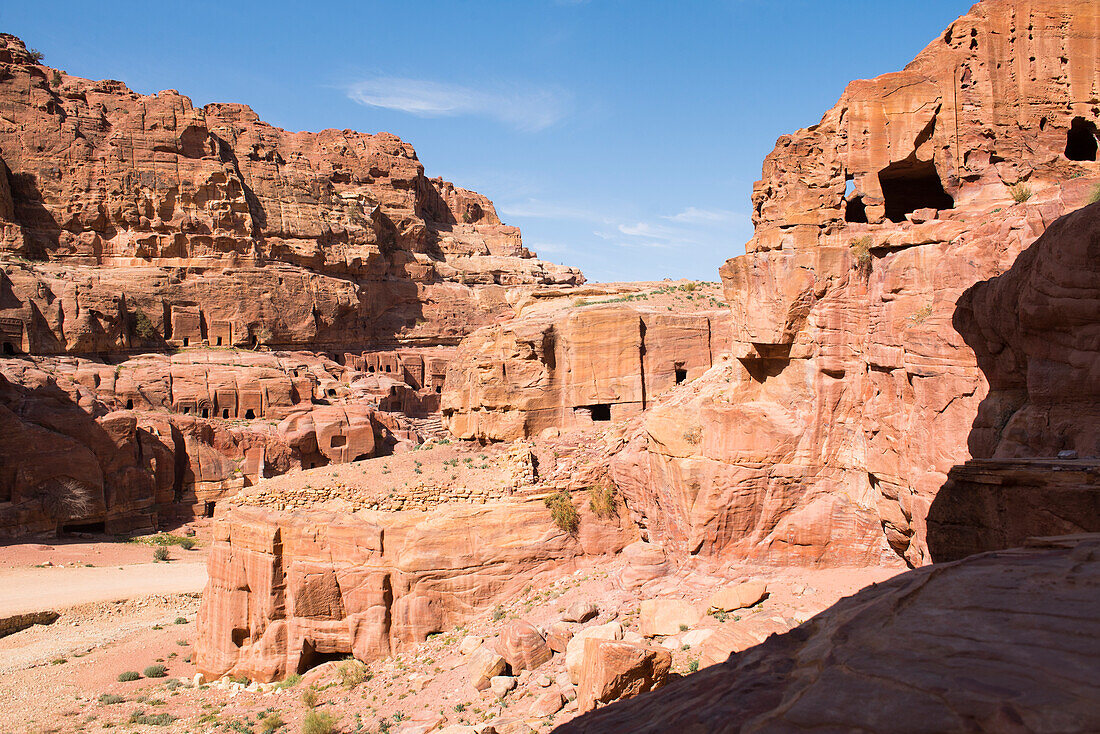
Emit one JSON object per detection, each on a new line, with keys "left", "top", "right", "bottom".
{"left": 0, "top": 561, "right": 207, "bottom": 617}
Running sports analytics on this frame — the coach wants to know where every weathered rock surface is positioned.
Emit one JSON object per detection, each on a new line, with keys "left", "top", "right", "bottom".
{"left": 610, "top": 0, "right": 1100, "bottom": 567}
{"left": 638, "top": 599, "right": 702, "bottom": 637}
{"left": 556, "top": 534, "right": 1100, "bottom": 733}
{"left": 706, "top": 582, "right": 767, "bottom": 613}
{"left": 443, "top": 286, "right": 731, "bottom": 441}
{"left": 927, "top": 200, "right": 1100, "bottom": 561}
{"left": 575, "top": 638, "right": 671, "bottom": 714}
{"left": 0, "top": 34, "right": 580, "bottom": 357}
{"left": 565, "top": 621, "right": 624, "bottom": 684}
{"left": 194, "top": 499, "right": 633, "bottom": 681}
{"left": 0, "top": 348, "right": 450, "bottom": 535}
{"left": 497, "top": 620, "right": 553, "bottom": 672}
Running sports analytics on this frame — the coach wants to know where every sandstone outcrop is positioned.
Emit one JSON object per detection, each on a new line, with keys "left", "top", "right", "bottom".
{"left": 443, "top": 284, "right": 731, "bottom": 441}
{"left": 610, "top": 0, "right": 1100, "bottom": 567}
{"left": 556, "top": 534, "right": 1100, "bottom": 733}
{"left": 927, "top": 200, "right": 1100, "bottom": 561}
{"left": 0, "top": 34, "right": 580, "bottom": 357}
{"left": 0, "top": 347, "right": 453, "bottom": 536}
{"left": 0, "top": 30, "right": 585, "bottom": 535}
{"left": 194, "top": 498, "right": 634, "bottom": 682}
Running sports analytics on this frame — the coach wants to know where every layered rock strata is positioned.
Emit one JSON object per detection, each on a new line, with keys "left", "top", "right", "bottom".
{"left": 927, "top": 200, "right": 1100, "bottom": 560}
{"left": 0, "top": 34, "right": 580, "bottom": 356}
{"left": 443, "top": 285, "right": 732, "bottom": 441}
{"left": 610, "top": 0, "right": 1100, "bottom": 567}
{"left": 556, "top": 534, "right": 1100, "bottom": 733}
{"left": 194, "top": 499, "right": 634, "bottom": 681}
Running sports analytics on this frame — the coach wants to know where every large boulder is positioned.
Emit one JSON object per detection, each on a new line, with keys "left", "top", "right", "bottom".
{"left": 576, "top": 639, "right": 672, "bottom": 714}
{"left": 468, "top": 647, "right": 508, "bottom": 692}
{"left": 638, "top": 599, "right": 703, "bottom": 637}
{"left": 565, "top": 621, "right": 624, "bottom": 684}
{"left": 497, "top": 620, "right": 553, "bottom": 671}
{"left": 706, "top": 582, "right": 767, "bottom": 613}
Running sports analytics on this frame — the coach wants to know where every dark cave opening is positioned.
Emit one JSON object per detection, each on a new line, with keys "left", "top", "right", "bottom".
{"left": 296, "top": 640, "right": 350, "bottom": 674}
{"left": 1065, "top": 116, "right": 1098, "bottom": 161}
{"left": 878, "top": 158, "right": 954, "bottom": 223}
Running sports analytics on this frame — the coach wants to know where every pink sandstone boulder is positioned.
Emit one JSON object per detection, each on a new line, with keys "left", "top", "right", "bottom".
{"left": 496, "top": 620, "right": 553, "bottom": 672}
{"left": 576, "top": 638, "right": 672, "bottom": 714}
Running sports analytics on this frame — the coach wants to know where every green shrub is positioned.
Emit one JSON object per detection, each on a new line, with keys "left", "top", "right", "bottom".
{"left": 276, "top": 673, "right": 302, "bottom": 690}
{"left": 128, "top": 710, "right": 175, "bottom": 726}
{"left": 27, "top": 49, "right": 44, "bottom": 63}
{"left": 179, "top": 537, "right": 196, "bottom": 550}
{"left": 491, "top": 605, "right": 506, "bottom": 622}
{"left": 132, "top": 308, "right": 158, "bottom": 340}
{"left": 153, "top": 546, "right": 170, "bottom": 562}
{"left": 50, "top": 70, "right": 61, "bottom": 86}
{"left": 688, "top": 659, "right": 700, "bottom": 673}
{"left": 850, "top": 236, "right": 873, "bottom": 275}
{"left": 98, "top": 694, "right": 125, "bottom": 705}
{"left": 301, "top": 686, "right": 319, "bottom": 709}
{"left": 260, "top": 713, "right": 285, "bottom": 733}
{"left": 336, "top": 657, "right": 368, "bottom": 688}
{"left": 117, "top": 671, "right": 141, "bottom": 682}
{"left": 1009, "top": 183, "right": 1033, "bottom": 203}
{"left": 544, "top": 490, "right": 579, "bottom": 533}
{"left": 587, "top": 482, "right": 618, "bottom": 519}
{"left": 1088, "top": 183, "right": 1100, "bottom": 205}
{"left": 301, "top": 711, "right": 337, "bottom": 734}
{"left": 174, "top": 617, "right": 188, "bottom": 625}
{"left": 143, "top": 664, "right": 168, "bottom": 678}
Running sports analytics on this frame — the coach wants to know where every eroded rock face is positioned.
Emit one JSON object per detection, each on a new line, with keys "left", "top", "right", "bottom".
{"left": 555, "top": 534, "right": 1100, "bottom": 734}
{"left": 926, "top": 201, "right": 1100, "bottom": 561}
{"left": 0, "top": 33, "right": 581, "bottom": 356}
{"left": 0, "top": 351, "right": 417, "bottom": 536}
{"left": 0, "top": 30, "right": 584, "bottom": 536}
{"left": 194, "top": 500, "right": 634, "bottom": 682}
{"left": 610, "top": 0, "right": 1100, "bottom": 567}
{"left": 443, "top": 294, "right": 731, "bottom": 441}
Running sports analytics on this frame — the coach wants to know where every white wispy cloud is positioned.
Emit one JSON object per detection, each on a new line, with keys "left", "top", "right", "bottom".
{"left": 499, "top": 199, "right": 609, "bottom": 223}
{"left": 346, "top": 77, "right": 570, "bottom": 132}
{"left": 616, "top": 221, "right": 680, "bottom": 240}
{"left": 527, "top": 241, "right": 572, "bottom": 254}
{"left": 662, "top": 206, "right": 744, "bottom": 225}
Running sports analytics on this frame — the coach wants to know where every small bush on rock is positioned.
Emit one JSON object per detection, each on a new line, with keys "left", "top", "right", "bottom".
{"left": 1010, "top": 183, "right": 1033, "bottom": 202}
{"left": 301, "top": 686, "right": 319, "bottom": 709}
{"left": 117, "top": 671, "right": 141, "bottom": 682}
{"left": 179, "top": 537, "right": 196, "bottom": 550}
{"left": 544, "top": 490, "right": 579, "bottom": 533}
{"left": 98, "top": 694, "right": 125, "bottom": 705}
{"left": 153, "top": 546, "right": 170, "bottom": 562}
{"left": 588, "top": 481, "right": 618, "bottom": 518}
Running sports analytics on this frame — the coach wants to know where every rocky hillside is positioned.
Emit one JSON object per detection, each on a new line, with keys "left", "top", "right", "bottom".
{"left": 557, "top": 534, "right": 1100, "bottom": 733}
{"left": 0, "top": 33, "right": 580, "bottom": 356}
{"left": 609, "top": 0, "right": 1100, "bottom": 568}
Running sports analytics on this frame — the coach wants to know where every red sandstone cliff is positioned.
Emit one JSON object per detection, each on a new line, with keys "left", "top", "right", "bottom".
{"left": 0, "top": 33, "right": 581, "bottom": 356}
{"left": 609, "top": 0, "right": 1100, "bottom": 567}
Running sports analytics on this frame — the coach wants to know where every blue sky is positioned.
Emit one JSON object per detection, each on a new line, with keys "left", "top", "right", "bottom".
{"left": 5, "top": 1, "right": 970, "bottom": 282}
